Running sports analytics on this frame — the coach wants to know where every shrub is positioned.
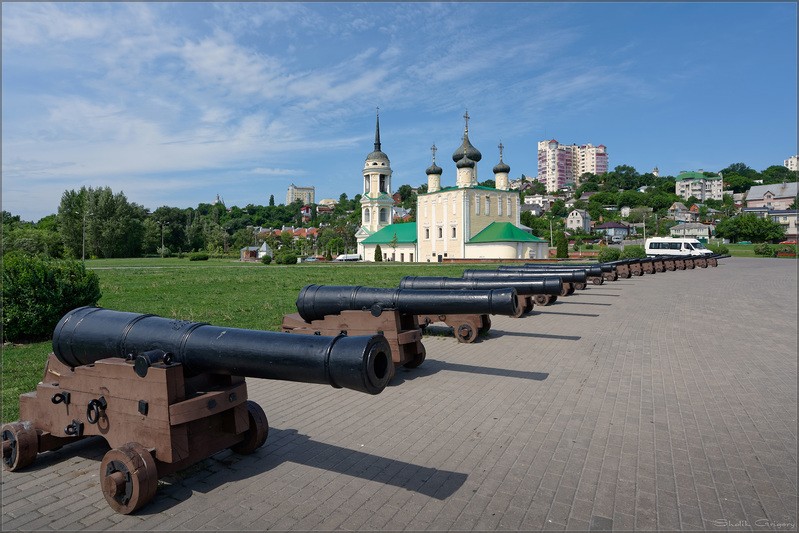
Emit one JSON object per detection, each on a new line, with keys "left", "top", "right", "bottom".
{"left": 598, "top": 248, "right": 621, "bottom": 263}
{"left": 324, "top": 250, "right": 333, "bottom": 261}
{"left": 260, "top": 254, "right": 272, "bottom": 265}
{"left": 275, "top": 252, "right": 298, "bottom": 265}
{"left": 374, "top": 244, "right": 383, "bottom": 262}
{"left": 584, "top": 244, "right": 594, "bottom": 250}
{"left": 754, "top": 243, "right": 776, "bottom": 257}
{"left": 2, "top": 253, "right": 102, "bottom": 342}
{"left": 620, "top": 245, "right": 647, "bottom": 259}
{"left": 707, "top": 243, "right": 729, "bottom": 255}
{"left": 189, "top": 252, "right": 210, "bottom": 261}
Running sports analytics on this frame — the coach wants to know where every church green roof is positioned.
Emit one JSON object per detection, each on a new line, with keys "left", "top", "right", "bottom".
{"left": 361, "top": 223, "right": 418, "bottom": 244}
{"left": 469, "top": 222, "right": 546, "bottom": 243}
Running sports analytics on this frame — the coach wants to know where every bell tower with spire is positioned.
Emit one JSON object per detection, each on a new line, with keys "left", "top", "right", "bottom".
{"left": 359, "top": 108, "right": 394, "bottom": 234}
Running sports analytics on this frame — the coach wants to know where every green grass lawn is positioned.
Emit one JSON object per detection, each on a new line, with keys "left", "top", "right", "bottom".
{"left": 2, "top": 259, "right": 492, "bottom": 422}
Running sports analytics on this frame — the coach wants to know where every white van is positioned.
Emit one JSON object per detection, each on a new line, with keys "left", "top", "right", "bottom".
{"left": 645, "top": 237, "right": 713, "bottom": 257}
{"left": 333, "top": 254, "right": 361, "bottom": 262}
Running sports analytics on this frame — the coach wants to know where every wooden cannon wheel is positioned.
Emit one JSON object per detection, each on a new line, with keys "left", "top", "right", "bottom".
{"left": 231, "top": 401, "right": 269, "bottom": 455}
{"left": 1, "top": 422, "right": 38, "bottom": 471}
{"left": 574, "top": 282, "right": 588, "bottom": 291}
{"left": 533, "top": 294, "right": 550, "bottom": 306}
{"left": 403, "top": 345, "right": 426, "bottom": 369}
{"left": 455, "top": 324, "right": 477, "bottom": 343}
{"left": 100, "top": 442, "right": 158, "bottom": 514}
{"left": 522, "top": 299, "right": 535, "bottom": 314}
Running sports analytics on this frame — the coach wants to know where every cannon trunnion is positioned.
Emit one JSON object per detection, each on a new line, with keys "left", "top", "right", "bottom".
{"left": 3, "top": 307, "right": 391, "bottom": 514}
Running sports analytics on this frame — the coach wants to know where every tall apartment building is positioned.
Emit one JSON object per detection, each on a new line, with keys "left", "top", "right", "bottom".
{"left": 537, "top": 140, "right": 607, "bottom": 192}
{"left": 785, "top": 155, "right": 799, "bottom": 172}
{"left": 674, "top": 171, "right": 723, "bottom": 202}
{"left": 286, "top": 183, "right": 315, "bottom": 205}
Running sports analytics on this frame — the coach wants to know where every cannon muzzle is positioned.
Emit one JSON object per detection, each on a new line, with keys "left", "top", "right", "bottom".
{"left": 296, "top": 284, "right": 519, "bottom": 323}
{"left": 53, "top": 307, "right": 391, "bottom": 395}
{"left": 399, "top": 276, "right": 563, "bottom": 295}
{"left": 463, "top": 269, "right": 588, "bottom": 283}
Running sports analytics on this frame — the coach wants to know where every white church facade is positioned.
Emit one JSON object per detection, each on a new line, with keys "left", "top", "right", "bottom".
{"left": 357, "top": 111, "right": 548, "bottom": 262}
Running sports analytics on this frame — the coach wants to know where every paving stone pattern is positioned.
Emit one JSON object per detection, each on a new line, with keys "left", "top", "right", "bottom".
{"left": 2, "top": 257, "right": 796, "bottom": 531}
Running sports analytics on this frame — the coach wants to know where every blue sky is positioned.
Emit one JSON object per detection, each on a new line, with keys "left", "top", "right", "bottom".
{"left": 3, "top": 2, "right": 797, "bottom": 222}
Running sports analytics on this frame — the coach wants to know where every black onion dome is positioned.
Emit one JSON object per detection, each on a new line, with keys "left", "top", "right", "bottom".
{"left": 456, "top": 155, "right": 475, "bottom": 169}
{"left": 452, "top": 136, "right": 482, "bottom": 163}
{"left": 426, "top": 162, "right": 443, "bottom": 175}
{"left": 493, "top": 160, "right": 510, "bottom": 174}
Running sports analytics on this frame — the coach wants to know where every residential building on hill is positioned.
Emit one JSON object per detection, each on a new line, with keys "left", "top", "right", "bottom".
{"left": 745, "top": 182, "right": 798, "bottom": 210}
{"left": 566, "top": 209, "right": 591, "bottom": 233}
{"left": 785, "top": 155, "right": 798, "bottom": 172}
{"left": 537, "top": 140, "right": 608, "bottom": 193}
{"left": 286, "top": 183, "right": 315, "bottom": 205}
{"left": 674, "top": 171, "right": 723, "bottom": 202}
{"left": 670, "top": 222, "right": 715, "bottom": 241}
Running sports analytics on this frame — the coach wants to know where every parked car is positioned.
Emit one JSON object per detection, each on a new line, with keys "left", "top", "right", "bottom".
{"left": 779, "top": 239, "right": 797, "bottom": 245}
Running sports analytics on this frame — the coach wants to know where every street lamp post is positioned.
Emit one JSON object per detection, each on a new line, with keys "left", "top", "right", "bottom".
{"left": 160, "top": 221, "right": 169, "bottom": 258}
{"left": 81, "top": 211, "right": 93, "bottom": 262}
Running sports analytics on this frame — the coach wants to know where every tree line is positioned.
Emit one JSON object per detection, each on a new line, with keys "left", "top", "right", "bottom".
{"left": 3, "top": 162, "right": 795, "bottom": 260}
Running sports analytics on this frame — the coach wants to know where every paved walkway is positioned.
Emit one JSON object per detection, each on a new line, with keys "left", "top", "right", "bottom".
{"left": 2, "top": 257, "right": 797, "bottom": 531}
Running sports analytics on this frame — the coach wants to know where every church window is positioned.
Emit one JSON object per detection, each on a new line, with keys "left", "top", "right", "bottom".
{"left": 507, "top": 198, "right": 512, "bottom": 217}
{"left": 364, "top": 176, "right": 370, "bottom": 193}
{"left": 379, "top": 175, "right": 387, "bottom": 193}
{"left": 425, "top": 228, "right": 430, "bottom": 239}
{"left": 438, "top": 227, "right": 443, "bottom": 239}
{"left": 475, "top": 194, "right": 480, "bottom": 215}
{"left": 364, "top": 209, "right": 370, "bottom": 223}
{"left": 379, "top": 208, "right": 387, "bottom": 223}
{"left": 485, "top": 197, "right": 490, "bottom": 215}
{"left": 498, "top": 196, "right": 503, "bottom": 216}
{"left": 451, "top": 227, "right": 456, "bottom": 238}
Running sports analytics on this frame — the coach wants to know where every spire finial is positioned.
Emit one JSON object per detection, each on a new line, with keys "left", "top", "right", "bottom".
{"left": 374, "top": 107, "right": 381, "bottom": 151}
{"left": 463, "top": 109, "right": 470, "bottom": 134}
{"left": 431, "top": 143, "right": 437, "bottom": 163}
{"left": 498, "top": 141, "right": 504, "bottom": 162}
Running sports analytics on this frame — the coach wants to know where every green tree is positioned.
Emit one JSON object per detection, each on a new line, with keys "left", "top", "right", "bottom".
{"left": 715, "top": 213, "right": 785, "bottom": 243}
{"left": 374, "top": 244, "right": 383, "bottom": 262}
{"left": 555, "top": 231, "right": 568, "bottom": 258}
{"left": 269, "top": 194, "right": 275, "bottom": 207}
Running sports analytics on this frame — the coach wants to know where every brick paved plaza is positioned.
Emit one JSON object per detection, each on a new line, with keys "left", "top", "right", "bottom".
{"left": 2, "top": 257, "right": 797, "bottom": 531}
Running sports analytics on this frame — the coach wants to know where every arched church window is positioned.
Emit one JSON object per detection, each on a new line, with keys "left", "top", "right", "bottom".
{"left": 379, "top": 208, "right": 387, "bottom": 223}
{"left": 364, "top": 176, "right": 370, "bottom": 193}
{"left": 498, "top": 196, "right": 503, "bottom": 216}
{"left": 379, "top": 175, "right": 387, "bottom": 193}
{"left": 485, "top": 197, "right": 490, "bottom": 216}
{"left": 475, "top": 194, "right": 480, "bottom": 215}
{"left": 364, "top": 209, "right": 370, "bottom": 223}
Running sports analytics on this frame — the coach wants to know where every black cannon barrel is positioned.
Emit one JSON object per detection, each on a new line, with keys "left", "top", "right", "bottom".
{"left": 296, "top": 284, "right": 519, "bottom": 323}
{"left": 52, "top": 307, "right": 391, "bottom": 395}
{"left": 497, "top": 264, "right": 604, "bottom": 277}
{"left": 463, "top": 269, "right": 587, "bottom": 283}
{"left": 523, "top": 262, "right": 614, "bottom": 273}
{"left": 399, "top": 276, "right": 563, "bottom": 295}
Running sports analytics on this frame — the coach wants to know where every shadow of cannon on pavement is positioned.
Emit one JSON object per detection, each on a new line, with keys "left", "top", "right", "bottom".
{"left": 142, "top": 427, "right": 468, "bottom": 514}
{"left": 389, "top": 358, "right": 548, "bottom": 385}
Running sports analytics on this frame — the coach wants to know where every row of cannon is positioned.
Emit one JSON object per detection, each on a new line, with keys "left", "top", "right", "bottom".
{"left": 2, "top": 253, "right": 728, "bottom": 513}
